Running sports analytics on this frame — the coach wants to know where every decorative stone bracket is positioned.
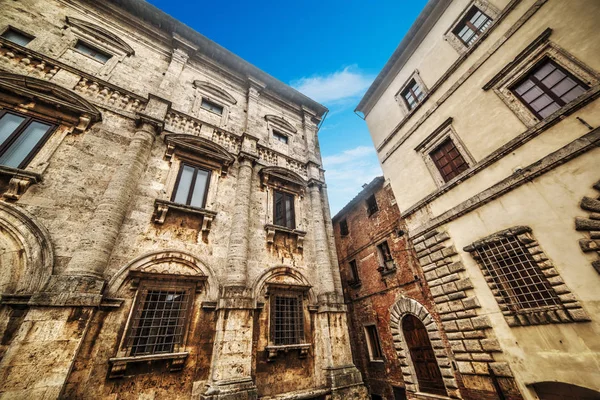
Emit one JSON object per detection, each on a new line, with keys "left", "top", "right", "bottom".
{"left": 153, "top": 199, "right": 217, "bottom": 233}
{"left": 108, "top": 352, "right": 189, "bottom": 379}
{"left": 265, "top": 344, "right": 310, "bottom": 362}
{"left": 0, "top": 166, "right": 41, "bottom": 200}
{"left": 265, "top": 224, "right": 306, "bottom": 250}
{"left": 577, "top": 180, "right": 600, "bottom": 274}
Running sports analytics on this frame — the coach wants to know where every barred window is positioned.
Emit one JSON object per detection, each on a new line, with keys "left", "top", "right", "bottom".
{"left": 473, "top": 236, "right": 560, "bottom": 312}
{"left": 401, "top": 79, "right": 425, "bottom": 110}
{"left": 271, "top": 292, "right": 304, "bottom": 345}
{"left": 429, "top": 138, "right": 469, "bottom": 182}
{"left": 126, "top": 285, "right": 193, "bottom": 356}
{"left": 364, "top": 325, "right": 383, "bottom": 361}
{"left": 340, "top": 219, "right": 349, "bottom": 236}
{"left": 511, "top": 58, "right": 589, "bottom": 120}
{"left": 453, "top": 6, "right": 492, "bottom": 46}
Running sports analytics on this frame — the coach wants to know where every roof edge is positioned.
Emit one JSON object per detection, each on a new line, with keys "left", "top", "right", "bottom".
{"left": 355, "top": 0, "right": 451, "bottom": 116}
{"left": 332, "top": 176, "right": 385, "bottom": 222}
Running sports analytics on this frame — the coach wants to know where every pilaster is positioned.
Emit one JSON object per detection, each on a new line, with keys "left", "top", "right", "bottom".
{"left": 244, "top": 77, "right": 266, "bottom": 136}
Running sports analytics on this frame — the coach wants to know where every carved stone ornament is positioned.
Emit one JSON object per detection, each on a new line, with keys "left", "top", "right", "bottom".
{"left": 153, "top": 199, "right": 217, "bottom": 233}
{"left": 3, "top": 174, "right": 35, "bottom": 200}
{"left": 265, "top": 224, "right": 306, "bottom": 250}
{"left": 264, "top": 114, "right": 297, "bottom": 134}
{"left": 164, "top": 133, "right": 235, "bottom": 174}
{"left": 260, "top": 166, "right": 307, "bottom": 193}
{"left": 193, "top": 80, "right": 237, "bottom": 104}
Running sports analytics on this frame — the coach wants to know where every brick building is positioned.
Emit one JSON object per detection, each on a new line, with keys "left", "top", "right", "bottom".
{"left": 333, "top": 177, "right": 467, "bottom": 400}
{"left": 356, "top": 0, "right": 600, "bottom": 399}
{"left": 0, "top": 0, "right": 367, "bottom": 398}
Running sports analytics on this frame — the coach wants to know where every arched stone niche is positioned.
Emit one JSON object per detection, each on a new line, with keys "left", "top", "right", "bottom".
{"left": 0, "top": 201, "right": 53, "bottom": 295}
{"left": 389, "top": 296, "right": 459, "bottom": 397}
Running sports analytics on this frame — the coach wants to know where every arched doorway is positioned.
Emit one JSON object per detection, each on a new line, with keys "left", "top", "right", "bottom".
{"left": 402, "top": 314, "right": 446, "bottom": 396}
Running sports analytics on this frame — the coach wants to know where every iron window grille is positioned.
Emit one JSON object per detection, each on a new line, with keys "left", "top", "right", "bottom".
{"left": 377, "top": 241, "right": 395, "bottom": 271}
{"left": 126, "top": 284, "right": 194, "bottom": 356}
{"left": 272, "top": 130, "right": 288, "bottom": 144}
{"left": 172, "top": 163, "right": 211, "bottom": 208}
{"left": 274, "top": 189, "right": 295, "bottom": 229}
{"left": 0, "top": 110, "right": 55, "bottom": 169}
{"left": 429, "top": 137, "right": 469, "bottom": 183}
{"left": 364, "top": 325, "right": 383, "bottom": 361}
{"left": 401, "top": 79, "right": 425, "bottom": 110}
{"left": 453, "top": 6, "right": 493, "bottom": 47}
{"left": 473, "top": 235, "right": 561, "bottom": 313}
{"left": 200, "top": 98, "right": 224, "bottom": 115}
{"left": 74, "top": 40, "right": 111, "bottom": 63}
{"left": 349, "top": 259, "right": 360, "bottom": 284}
{"left": 511, "top": 58, "right": 589, "bottom": 120}
{"left": 366, "top": 194, "right": 378, "bottom": 216}
{"left": 1, "top": 27, "right": 34, "bottom": 46}
{"left": 340, "top": 219, "right": 349, "bottom": 236}
{"left": 270, "top": 291, "right": 304, "bottom": 346}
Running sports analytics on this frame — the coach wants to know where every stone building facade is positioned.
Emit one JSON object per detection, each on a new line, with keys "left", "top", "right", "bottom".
{"left": 0, "top": 0, "right": 367, "bottom": 399}
{"left": 356, "top": 0, "right": 600, "bottom": 399}
{"left": 332, "top": 177, "right": 468, "bottom": 400}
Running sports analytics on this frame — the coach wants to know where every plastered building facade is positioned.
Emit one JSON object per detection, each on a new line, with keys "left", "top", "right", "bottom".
{"left": 0, "top": 0, "right": 368, "bottom": 399}
{"left": 356, "top": 0, "right": 600, "bottom": 399}
{"left": 333, "top": 177, "right": 468, "bottom": 400}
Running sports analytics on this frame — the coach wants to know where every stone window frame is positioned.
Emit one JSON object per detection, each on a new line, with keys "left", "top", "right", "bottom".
{"left": 264, "top": 282, "right": 312, "bottom": 361}
{"left": 443, "top": 0, "right": 500, "bottom": 55}
{"left": 108, "top": 270, "right": 207, "bottom": 378}
{"left": 415, "top": 117, "right": 475, "bottom": 187}
{"left": 395, "top": 70, "right": 429, "bottom": 116}
{"left": 193, "top": 80, "right": 237, "bottom": 128}
{"left": 261, "top": 166, "right": 307, "bottom": 250}
{"left": 0, "top": 25, "right": 36, "bottom": 48}
{"left": 265, "top": 114, "right": 297, "bottom": 156}
{"left": 363, "top": 324, "right": 384, "bottom": 363}
{"left": 464, "top": 226, "right": 590, "bottom": 327}
{"left": 483, "top": 33, "right": 600, "bottom": 128}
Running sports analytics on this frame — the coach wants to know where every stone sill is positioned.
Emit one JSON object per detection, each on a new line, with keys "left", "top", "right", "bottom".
{"left": 413, "top": 392, "right": 454, "bottom": 400}
{"left": 0, "top": 165, "right": 42, "bottom": 200}
{"left": 348, "top": 280, "right": 362, "bottom": 288}
{"left": 265, "top": 224, "right": 306, "bottom": 250}
{"left": 108, "top": 351, "right": 188, "bottom": 378}
{"left": 153, "top": 199, "right": 216, "bottom": 232}
{"left": 378, "top": 266, "right": 397, "bottom": 276}
{"left": 265, "top": 343, "right": 310, "bottom": 361}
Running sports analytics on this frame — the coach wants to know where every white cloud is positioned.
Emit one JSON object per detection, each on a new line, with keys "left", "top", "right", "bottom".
{"left": 322, "top": 146, "right": 382, "bottom": 215}
{"left": 291, "top": 67, "right": 374, "bottom": 104}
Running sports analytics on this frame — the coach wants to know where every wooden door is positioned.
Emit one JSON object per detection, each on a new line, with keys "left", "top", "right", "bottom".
{"left": 402, "top": 314, "right": 446, "bottom": 396}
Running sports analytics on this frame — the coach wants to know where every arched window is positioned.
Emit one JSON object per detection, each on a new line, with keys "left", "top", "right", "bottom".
{"left": 402, "top": 314, "right": 446, "bottom": 396}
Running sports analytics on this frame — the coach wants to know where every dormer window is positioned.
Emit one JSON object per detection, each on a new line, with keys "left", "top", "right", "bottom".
{"left": 200, "top": 98, "right": 223, "bottom": 115}
{"left": 1, "top": 27, "right": 34, "bottom": 46}
{"left": 74, "top": 40, "right": 111, "bottom": 63}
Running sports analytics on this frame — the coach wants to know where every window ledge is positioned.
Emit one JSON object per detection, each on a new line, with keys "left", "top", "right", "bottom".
{"left": 265, "top": 224, "right": 306, "bottom": 250}
{"left": 378, "top": 266, "right": 397, "bottom": 276}
{"left": 369, "top": 359, "right": 385, "bottom": 364}
{"left": 0, "top": 165, "right": 42, "bottom": 200}
{"left": 153, "top": 199, "right": 217, "bottom": 231}
{"left": 108, "top": 351, "right": 189, "bottom": 378}
{"left": 265, "top": 343, "right": 310, "bottom": 361}
{"left": 348, "top": 280, "right": 362, "bottom": 288}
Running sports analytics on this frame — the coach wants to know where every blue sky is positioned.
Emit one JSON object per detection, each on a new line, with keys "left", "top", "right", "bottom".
{"left": 147, "top": 0, "right": 428, "bottom": 214}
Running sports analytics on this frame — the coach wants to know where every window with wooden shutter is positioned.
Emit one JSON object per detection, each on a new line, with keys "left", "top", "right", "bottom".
{"left": 429, "top": 138, "right": 469, "bottom": 183}
{"left": 274, "top": 190, "right": 295, "bottom": 229}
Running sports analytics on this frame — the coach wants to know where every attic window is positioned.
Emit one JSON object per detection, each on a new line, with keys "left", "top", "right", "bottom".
{"left": 273, "top": 130, "right": 288, "bottom": 144}
{"left": 74, "top": 40, "right": 111, "bottom": 63}
{"left": 1, "top": 27, "right": 34, "bottom": 46}
{"left": 201, "top": 99, "right": 223, "bottom": 115}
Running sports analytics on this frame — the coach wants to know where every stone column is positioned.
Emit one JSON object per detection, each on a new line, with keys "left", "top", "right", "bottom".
{"left": 225, "top": 155, "right": 255, "bottom": 285}
{"left": 65, "top": 120, "right": 157, "bottom": 279}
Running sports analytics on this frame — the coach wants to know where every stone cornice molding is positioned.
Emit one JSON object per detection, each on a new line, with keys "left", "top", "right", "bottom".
{"left": 260, "top": 166, "right": 307, "bottom": 189}
{"left": 194, "top": 80, "right": 237, "bottom": 104}
{"left": 164, "top": 133, "right": 235, "bottom": 168}
{"left": 264, "top": 114, "right": 297, "bottom": 134}
{"left": 66, "top": 16, "right": 135, "bottom": 55}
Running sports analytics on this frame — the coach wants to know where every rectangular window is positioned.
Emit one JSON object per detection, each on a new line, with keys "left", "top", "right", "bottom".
{"left": 1, "top": 27, "right": 34, "bottom": 46}
{"left": 340, "top": 219, "right": 349, "bottom": 236}
{"left": 511, "top": 58, "right": 589, "bottom": 120}
{"left": 429, "top": 138, "right": 469, "bottom": 182}
{"left": 349, "top": 260, "right": 360, "bottom": 283}
{"left": 377, "top": 241, "right": 395, "bottom": 270}
{"left": 271, "top": 293, "right": 304, "bottom": 345}
{"left": 401, "top": 79, "right": 425, "bottom": 110}
{"left": 127, "top": 286, "right": 193, "bottom": 356}
{"left": 366, "top": 194, "right": 378, "bottom": 216}
{"left": 273, "top": 130, "right": 288, "bottom": 144}
{"left": 453, "top": 6, "right": 492, "bottom": 46}
{"left": 274, "top": 190, "right": 295, "bottom": 229}
{"left": 200, "top": 98, "right": 224, "bottom": 115}
{"left": 172, "top": 163, "right": 211, "bottom": 208}
{"left": 0, "top": 111, "right": 54, "bottom": 169}
{"left": 74, "top": 40, "right": 111, "bottom": 63}
{"left": 473, "top": 236, "right": 561, "bottom": 312}
{"left": 364, "top": 325, "right": 383, "bottom": 361}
